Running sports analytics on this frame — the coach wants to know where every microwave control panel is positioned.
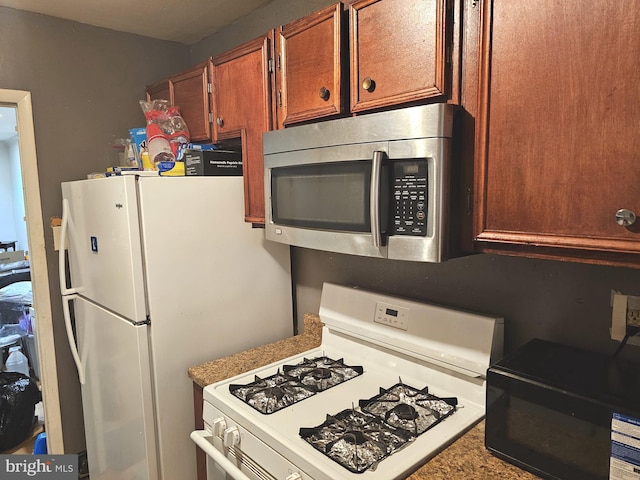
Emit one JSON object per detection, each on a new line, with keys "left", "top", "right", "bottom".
{"left": 392, "top": 160, "right": 428, "bottom": 236}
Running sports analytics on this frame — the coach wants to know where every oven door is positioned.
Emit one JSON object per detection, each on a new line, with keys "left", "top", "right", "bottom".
{"left": 191, "top": 430, "right": 251, "bottom": 480}
{"left": 192, "top": 400, "right": 316, "bottom": 480}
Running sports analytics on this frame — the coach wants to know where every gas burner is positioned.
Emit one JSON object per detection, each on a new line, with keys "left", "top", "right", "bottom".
{"left": 300, "top": 408, "right": 414, "bottom": 473}
{"left": 229, "top": 357, "right": 364, "bottom": 414}
{"left": 360, "top": 383, "right": 457, "bottom": 436}
{"left": 283, "top": 357, "right": 364, "bottom": 391}
{"left": 229, "top": 372, "right": 315, "bottom": 414}
{"left": 300, "top": 382, "right": 458, "bottom": 473}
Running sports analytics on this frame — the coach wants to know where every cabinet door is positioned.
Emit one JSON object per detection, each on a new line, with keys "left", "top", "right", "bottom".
{"left": 145, "top": 80, "right": 172, "bottom": 103}
{"left": 211, "top": 33, "right": 274, "bottom": 224}
{"left": 171, "top": 63, "right": 211, "bottom": 142}
{"left": 350, "top": 0, "right": 451, "bottom": 112}
{"left": 276, "top": 3, "right": 345, "bottom": 129}
{"left": 473, "top": 0, "right": 640, "bottom": 266}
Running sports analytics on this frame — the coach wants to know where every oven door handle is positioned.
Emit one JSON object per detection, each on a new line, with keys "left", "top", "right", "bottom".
{"left": 190, "top": 430, "right": 252, "bottom": 480}
{"left": 370, "top": 150, "right": 384, "bottom": 248}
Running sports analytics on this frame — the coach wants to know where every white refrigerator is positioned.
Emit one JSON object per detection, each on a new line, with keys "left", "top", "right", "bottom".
{"left": 59, "top": 174, "right": 294, "bottom": 480}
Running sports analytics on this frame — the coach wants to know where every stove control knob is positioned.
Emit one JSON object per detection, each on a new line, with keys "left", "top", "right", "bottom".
{"left": 286, "top": 473, "right": 302, "bottom": 480}
{"left": 212, "top": 417, "right": 227, "bottom": 437}
{"left": 223, "top": 426, "right": 240, "bottom": 447}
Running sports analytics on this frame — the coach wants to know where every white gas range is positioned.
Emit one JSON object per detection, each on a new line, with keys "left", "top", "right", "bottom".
{"left": 192, "top": 283, "right": 504, "bottom": 480}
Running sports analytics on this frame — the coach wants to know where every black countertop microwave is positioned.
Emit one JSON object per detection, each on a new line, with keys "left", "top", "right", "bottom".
{"left": 485, "top": 339, "right": 640, "bottom": 480}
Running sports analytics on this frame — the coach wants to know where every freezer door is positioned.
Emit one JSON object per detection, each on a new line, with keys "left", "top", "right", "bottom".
{"left": 75, "top": 296, "right": 158, "bottom": 480}
{"left": 61, "top": 176, "right": 147, "bottom": 322}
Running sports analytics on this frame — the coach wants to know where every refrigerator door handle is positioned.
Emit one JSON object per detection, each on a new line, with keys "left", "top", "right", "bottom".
{"left": 61, "top": 293, "right": 85, "bottom": 384}
{"left": 59, "top": 198, "right": 79, "bottom": 296}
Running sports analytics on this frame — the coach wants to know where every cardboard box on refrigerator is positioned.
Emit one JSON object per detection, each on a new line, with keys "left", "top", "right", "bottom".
{"left": 184, "top": 149, "right": 242, "bottom": 176}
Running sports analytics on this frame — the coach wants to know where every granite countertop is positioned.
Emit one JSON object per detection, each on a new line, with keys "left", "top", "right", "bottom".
{"left": 188, "top": 314, "right": 539, "bottom": 480}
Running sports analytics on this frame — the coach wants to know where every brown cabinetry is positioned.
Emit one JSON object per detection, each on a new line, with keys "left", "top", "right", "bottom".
{"left": 210, "top": 33, "right": 275, "bottom": 224}
{"left": 470, "top": 0, "right": 640, "bottom": 266}
{"left": 145, "top": 79, "right": 172, "bottom": 103}
{"left": 275, "top": 3, "right": 346, "bottom": 129}
{"left": 145, "top": 1, "right": 461, "bottom": 225}
{"left": 275, "top": 0, "right": 459, "bottom": 127}
{"left": 350, "top": 0, "right": 454, "bottom": 112}
{"left": 145, "top": 63, "right": 211, "bottom": 142}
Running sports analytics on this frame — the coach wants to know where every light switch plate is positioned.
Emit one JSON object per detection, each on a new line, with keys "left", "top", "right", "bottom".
{"left": 611, "top": 292, "right": 628, "bottom": 341}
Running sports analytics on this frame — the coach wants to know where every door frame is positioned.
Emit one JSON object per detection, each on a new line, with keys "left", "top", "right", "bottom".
{"left": 1, "top": 89, "right": 63, "bottom": 452}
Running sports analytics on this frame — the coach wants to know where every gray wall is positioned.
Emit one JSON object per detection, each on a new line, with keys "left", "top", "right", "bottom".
{"left": 0, "top": 6, "right": 190, "bottom": 453}
{"left": 293, "top": 249, "right": 640, "bottom": 362}
{"left": 191, "top": 0, "right": 335, "bottom": 62}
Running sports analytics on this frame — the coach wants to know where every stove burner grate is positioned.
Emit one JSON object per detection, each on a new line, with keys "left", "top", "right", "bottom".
{"left": 299, "top": 408, "right": 414, "bottom": 473}
{"left": 360, "top": 383, "right": 457, "bottom": 436}
{"left": 283, "top": 357, "right": 364, "bottom": 392}
{"left": 229, "top": 356, "right": 363, "bottom": 415}
{"left": 229, "top": 372, "right": 315, "bottom": 414}
{"left": 300, "top": 380, "right": 458, "bottom": 473}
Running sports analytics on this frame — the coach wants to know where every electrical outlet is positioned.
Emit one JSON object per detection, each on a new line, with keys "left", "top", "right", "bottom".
{"left": 611, "top": 291, "right": 640, "bottom": 346}
{"left": 627, "top": 295, "right": 640, "bottom": 328}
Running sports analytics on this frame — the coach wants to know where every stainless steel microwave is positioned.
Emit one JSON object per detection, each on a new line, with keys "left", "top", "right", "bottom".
{"left": 486, "top": 339, "right": 640, "bottom": 480}
{"left": 263, "top": 103, "right": 454, "bottom": 262}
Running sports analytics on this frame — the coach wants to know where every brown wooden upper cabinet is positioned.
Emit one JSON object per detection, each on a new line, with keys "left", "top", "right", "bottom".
{"left": 145, "top": 79, "right": 172, "bottom": 104}
{"left": 210, "top": 32, "right": 275, "bottom": 224}
{"left": 471, "top": 0, "right": 640, "bottom": 267}
{"left": 275, "top": 3, "right": 346, "bottom": 129}
{"left": 145, "top": 63, "right": 211, "bottom": 142}
{"left": 350, "top": 0, "right": 453, "bottom": 112}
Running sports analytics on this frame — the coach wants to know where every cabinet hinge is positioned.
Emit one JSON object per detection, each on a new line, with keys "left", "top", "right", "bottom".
{"left": 208, "top": 112, "right": 213, "bottom": 124}
{"left": 207, "top": 83, "right": 212, "bottom": 94}
{"left": 268, "top": 58, "right": 274, "bottom": 73}
{"left": 277, "top": 54, "right": 281, "bottom": 71}
{"left": 278, "top": 90, "right": 282, "bottom": 108}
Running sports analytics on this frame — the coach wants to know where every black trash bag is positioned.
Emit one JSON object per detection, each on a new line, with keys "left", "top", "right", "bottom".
{"left": 0, "top": 372, "right": 42, "bottom": 451}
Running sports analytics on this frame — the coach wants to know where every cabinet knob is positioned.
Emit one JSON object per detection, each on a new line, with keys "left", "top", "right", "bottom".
{"left": 319, "top": 87, "right": 330, "bottom": 101}
{"left": 216, "top": 117, "right": 224, "bottom": 127}
{"left": 362, "top": 77, "right": 375, "bottom": 92}
{"left": 615, "top": 209, "right": 637, "bottom": 226}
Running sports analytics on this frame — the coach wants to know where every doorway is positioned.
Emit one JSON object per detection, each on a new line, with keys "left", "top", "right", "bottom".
{"left": 0, "top": 90, "right": 63, "bottom": 453}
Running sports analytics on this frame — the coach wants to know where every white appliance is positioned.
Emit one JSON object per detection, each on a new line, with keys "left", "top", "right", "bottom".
{"left": 192, "top": 283, "right": 504, "bottom": 480}
{"left": 59, "top": 174, "right": 294, "bottom": 480}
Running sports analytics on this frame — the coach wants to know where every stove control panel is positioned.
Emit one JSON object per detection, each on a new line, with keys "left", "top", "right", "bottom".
{"left": 374, "top": 302, "right": 409, "bottom": 331}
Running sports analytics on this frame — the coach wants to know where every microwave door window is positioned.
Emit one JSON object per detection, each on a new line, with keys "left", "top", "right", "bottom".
{"left": 272, "top": 161, "right": 372, "bottom": 232}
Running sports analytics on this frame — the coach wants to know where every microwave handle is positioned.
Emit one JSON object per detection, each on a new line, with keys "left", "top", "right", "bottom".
{"left": 370, "top": 150, "right": 384, "bottom": 248}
